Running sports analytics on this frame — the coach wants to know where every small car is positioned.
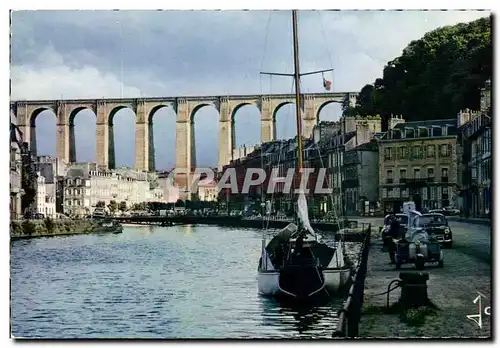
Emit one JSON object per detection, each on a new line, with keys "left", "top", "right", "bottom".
{"left": 393, "top": 211, "right": 444, "bottom": 270}
{"left": 419, "top": 213, "right": 453, "bottom": 248}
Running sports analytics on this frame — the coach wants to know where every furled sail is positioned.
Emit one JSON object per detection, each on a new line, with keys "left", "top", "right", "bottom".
{"left": 297, "top": 192, "right": 316, "bottom": 237}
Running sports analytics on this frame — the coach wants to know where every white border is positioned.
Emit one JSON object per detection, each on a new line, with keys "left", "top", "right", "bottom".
{"left": 2, "top": 1, "right": 497, "bottom": 347}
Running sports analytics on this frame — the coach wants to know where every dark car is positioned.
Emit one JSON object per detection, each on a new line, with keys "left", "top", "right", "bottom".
{"left": 419, "top": 213, "right": 453, "bottom": 248}
{"left": 380, "top": 213, "right": 408, "bottom": 248}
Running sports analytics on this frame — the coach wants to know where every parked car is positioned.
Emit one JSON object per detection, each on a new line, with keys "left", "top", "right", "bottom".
{"left": 419, "top": 213, "right": 453, "bottom": 248}
{"left": 429, "top": 207, "right": 460, "bottom": 216}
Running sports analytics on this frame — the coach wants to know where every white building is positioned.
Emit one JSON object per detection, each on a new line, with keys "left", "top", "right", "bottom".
{"left": 63, "top": 163, "right": 165, "bottom": 216}
{"left": 157, "top": 173, "right": 180, "bottom": 203}
{"left": 35, "top": 172, "right": 56, "bottom": 218}
{"left": 197, "top": 180, "right": 218, "bottom": 202}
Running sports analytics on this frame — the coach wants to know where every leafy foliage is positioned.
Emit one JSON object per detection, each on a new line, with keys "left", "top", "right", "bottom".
{"left": 96, "top": 201, "right": 105, "bottom": 208}
{"left": 346, "top": 16, "right": 492, "bottom": 128}
{"left": 108, "top": 200, "right": 118, "bottom": 213}
{"left": 20, "top": 144, "right": 37, "bottom": 213}
{"left": 119, "top": 201, "right": 128, "bottom": 212}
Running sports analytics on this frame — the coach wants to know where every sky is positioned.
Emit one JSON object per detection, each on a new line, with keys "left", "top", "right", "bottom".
{"left": 10, "top": 10, "right": 489, "bottom": 170}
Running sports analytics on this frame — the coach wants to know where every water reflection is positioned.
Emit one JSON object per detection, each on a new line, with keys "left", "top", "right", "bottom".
{"left": 182, "top": 225, "right": 193, "bottom": 234}
{"left": 259, "top": 295, "right": 342, "bottom": 338}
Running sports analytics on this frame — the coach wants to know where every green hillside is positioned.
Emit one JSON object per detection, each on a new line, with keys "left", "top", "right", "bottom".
{"left": 345, "top": 16, "right": 492, "bottom": 127}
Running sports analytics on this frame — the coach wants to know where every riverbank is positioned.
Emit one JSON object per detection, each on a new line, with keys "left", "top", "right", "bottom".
{"left": 358, "top": 232, "right": 491, "bottom": 338}
{"left": 10, "top": 219, "right": 97, "bottom": 240}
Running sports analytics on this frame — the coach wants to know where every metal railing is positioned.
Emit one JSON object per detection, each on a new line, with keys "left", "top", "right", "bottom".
{"left": 333, "top": 224, "right": 371, "bottom": 338}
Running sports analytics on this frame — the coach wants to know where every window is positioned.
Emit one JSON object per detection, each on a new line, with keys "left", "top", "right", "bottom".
{"left": 387, "top": 170, "right": 393, "bottom": 183}
{"left": 400, "top": 169, "right": 407, "bottom": 180}
{"left": 440, "top": 144, "right": 449, "bottom": 157}
{"left": 442, "top": 187, "right": 449, "bottom": 196}
{"left": 414, "top": 168, "right": 421, "bottom": 179}
{"left": 427, "top": 168, "right": 434, "bottom": 179}
{"left": 401, "top": 146, "right": 408, "bottom": 159}
{"left": 426, "top": 145, "right": 435, "bottom": 158}
{"left": 398, "top": 146, "right": 406, "bottom": 160}
{"left": 442, "top": 168, "right": 449, "bottom": 178}
{"left": 384, "top": 147, "right": 392, "bottom": 160}
{"left": 412, "top": 146, "right": 422, "bottom": 159}
{"left": 382, "top": 188, "right": 387, "bottom": 198}
{"left": 419, "top": 128, "right": 428, "bottom": 137}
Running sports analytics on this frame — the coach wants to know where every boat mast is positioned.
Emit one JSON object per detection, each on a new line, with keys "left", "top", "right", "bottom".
{"left": 292, "top": 10, "right": 304, "bottom": 172}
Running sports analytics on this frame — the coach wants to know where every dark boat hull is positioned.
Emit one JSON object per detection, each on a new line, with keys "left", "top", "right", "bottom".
{"left": 278, "top": 265, "right": 327, "bottom": 300}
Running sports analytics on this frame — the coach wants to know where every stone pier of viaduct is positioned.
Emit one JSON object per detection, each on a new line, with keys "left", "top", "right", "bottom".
{"left": 10, "top": 92, "right": 357, "bottom": 189}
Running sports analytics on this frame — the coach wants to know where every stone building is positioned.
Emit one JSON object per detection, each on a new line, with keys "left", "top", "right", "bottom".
{"left": 34, "top": 172, "right": 56, "bottom": 218}
{"left": 342, "top": 140, "right": 379, "bottom": 215}
{"left": 328, "top": 116, "right": 383, "bottom": 216}
{"left": 232, "top": 145, "right": 256, "bottom": 162}
{"left": 35, "top": 156, "right": 66, "bottom": 215}
{"left": 378, "top": 116, "right": 459, "bottom": 214}
{"left": 457, "top": 80, "right": 492, "bottom": 218}
{"left": 157, "top": 171, "right": 180, "bottom": 203}
{"left": 63, "top": 163, "right": 160, "bottom": 217}
{"left": 10, "top": 120, "right": 24, "bottom": 220}
{"left": 197, "top": 180, "right": 218, "bottom": 202}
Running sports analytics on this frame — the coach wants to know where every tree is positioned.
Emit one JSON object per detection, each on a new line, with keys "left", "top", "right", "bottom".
{"left": 119, "top": 201, "right": 128, "bottom": 212}
{"left": 20, "top": 143, "right": 37, "bottom": 213}
{"left": 351, "top": 16, "right": 491, "bottom": 128}
{"left": 96, "top": 201, "right": 105, "bottom": 208}
{"left": 108, "top": 200, "right": 118, "bottom": 213}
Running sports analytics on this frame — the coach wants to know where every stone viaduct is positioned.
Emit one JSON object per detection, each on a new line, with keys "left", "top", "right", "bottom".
{"left": 10, "top": 92, "right": 357, "bottom": 188}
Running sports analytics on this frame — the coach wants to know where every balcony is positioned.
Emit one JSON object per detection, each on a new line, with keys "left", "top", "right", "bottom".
{"left": 402, "top": 177, "right": 435, "bottom": 187}
{"left": 441, "top": 177, "right": 449, "bottom": 183}
{"left": 386, "top": 178, "right": 394, "bottom": 184}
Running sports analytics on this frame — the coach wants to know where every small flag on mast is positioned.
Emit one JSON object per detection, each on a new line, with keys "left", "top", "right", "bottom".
{"left": 322, "top": 73, "right": 332, "bottom": 91}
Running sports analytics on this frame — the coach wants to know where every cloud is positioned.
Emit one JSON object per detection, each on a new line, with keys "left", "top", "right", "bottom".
{"left": 10, "top": 10, "right": 490, "bottom": 169}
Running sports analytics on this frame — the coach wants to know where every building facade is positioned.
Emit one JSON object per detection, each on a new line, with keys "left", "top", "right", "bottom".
{"left": 343, "top": 140, "right": 379, "bottom": 215}
{"left": 378, "top": 117, "right": 459, "bottom": 214}
{"left": 10, "top": 120, "right": 24, "bottom": 220}
{"left": 328, "top": 116, "right": 383, "bottom": 216}
{"left": 457, "top": 81, "right": 492, "bottom": 218}
{"left": 63, "top": 163, "right": 162, "bottom": 217}
{"left": 34, "top": 172, "right": 56, "bottom": 218}
{"left": 197, "top": 180, "right": 218, "bottom": 202}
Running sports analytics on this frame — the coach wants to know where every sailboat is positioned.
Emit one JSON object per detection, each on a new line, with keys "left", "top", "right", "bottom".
{"left": 257, "top": 10, "right": 352, "bottom": 300}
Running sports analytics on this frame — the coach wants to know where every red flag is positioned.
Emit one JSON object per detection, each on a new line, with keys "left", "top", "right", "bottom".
{"left": 323, "top": 77, "right": 331, "bottom": 91}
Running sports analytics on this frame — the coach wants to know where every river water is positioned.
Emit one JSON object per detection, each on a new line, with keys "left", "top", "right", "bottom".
{"left": 11, "top": 225, "right": 360, "bottom": 339}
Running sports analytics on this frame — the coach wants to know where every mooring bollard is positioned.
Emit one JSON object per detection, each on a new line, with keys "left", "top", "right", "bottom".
{"left": 398, "top": 271, "right": 429, "bottom": 308}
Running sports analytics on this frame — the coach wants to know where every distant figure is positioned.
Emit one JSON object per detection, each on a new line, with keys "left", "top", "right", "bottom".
{"left": 388, "top": 215, "right": 401, "bottom": 264}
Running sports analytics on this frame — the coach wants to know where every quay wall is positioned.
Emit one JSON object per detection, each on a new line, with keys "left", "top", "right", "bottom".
{"left": 113, "top": 216, "right": 369, "bottom": 242}
{"left": 10, "top": 219, "right": 96, "bottom": 240}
